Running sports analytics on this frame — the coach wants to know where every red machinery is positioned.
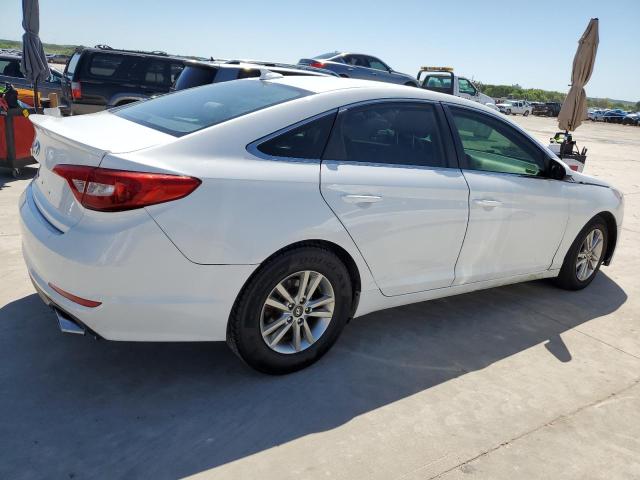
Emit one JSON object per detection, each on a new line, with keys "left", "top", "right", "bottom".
{"left": 1, "top": 84, "right": 37, "bottom": 178}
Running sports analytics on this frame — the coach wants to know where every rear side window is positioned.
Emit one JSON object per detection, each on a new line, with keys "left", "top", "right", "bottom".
{"left": 89, "top": 53, "right": 125, "bottom": 77}
{"left": 257, "top": 112, "right": 336, "bottom": 159}
{"left": 114, "top": 80, "right": 310, "bottom": 137}
{"left": 174, "top": 65, "right": 218, "bottom": 90}
{"left": 323, "top": 102, "right": 446, "bottom": 168}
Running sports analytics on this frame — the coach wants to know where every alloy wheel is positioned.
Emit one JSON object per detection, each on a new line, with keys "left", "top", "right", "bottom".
{"left": 260, "top": 270, "right": 335, "bottom": 354}
{"left": 576, "top": 228, "right": 604, "bottom": 281}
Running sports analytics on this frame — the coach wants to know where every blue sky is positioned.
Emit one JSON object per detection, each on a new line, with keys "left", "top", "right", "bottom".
{"left": 4, "top": 0, "right": 639, "bottom": 101}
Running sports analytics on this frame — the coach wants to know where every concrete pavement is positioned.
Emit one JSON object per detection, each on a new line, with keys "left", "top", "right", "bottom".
{"left": 0, "top": 116, "right": 639, "bottom": 479}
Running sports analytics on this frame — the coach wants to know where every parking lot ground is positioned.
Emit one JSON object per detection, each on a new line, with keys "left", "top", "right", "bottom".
{"left": 1, "top": 117, "right": 639, "bottom": 480}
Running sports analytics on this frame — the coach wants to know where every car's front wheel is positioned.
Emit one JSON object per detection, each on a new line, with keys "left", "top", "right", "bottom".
{"left": 554, "top": 216, "right": 608, "bottom": 290}
{"left": 227, "top": 246, "right": 353, "bottom": 374}
{"left": 523, "top": 110, "right": 529, "bottom": 116}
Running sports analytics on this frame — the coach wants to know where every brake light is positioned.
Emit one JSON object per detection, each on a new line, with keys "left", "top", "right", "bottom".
{"left": 52, "top": 164, "right": 201, "bottom": 212}
{"left": 310, "top": 61, "right": 326, "bottom": 68}
{"left": 71, "top": 81, "right": 82, "bottom": 99}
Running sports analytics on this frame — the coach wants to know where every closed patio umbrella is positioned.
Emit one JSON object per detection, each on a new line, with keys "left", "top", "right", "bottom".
{"left": 558, "top": 18, "right": 599, "bottom": 132}
{"left": 20, "top": 0, "right": 50, "bottom": 110}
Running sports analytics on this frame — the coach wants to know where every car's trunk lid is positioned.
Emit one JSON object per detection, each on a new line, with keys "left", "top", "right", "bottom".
{"left": 29, "top": 112, "right": 175, "bottom": 232}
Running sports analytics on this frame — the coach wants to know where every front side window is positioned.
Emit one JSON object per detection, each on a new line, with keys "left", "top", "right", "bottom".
{"left": 367, "top": 58, "right": 388, "bottom": 71}
{"left": 114, "top": 80, "right": 310, "bottom": 137}
{"left": 323, "top": 102, "right": 446, "bottom": 168}
{"left": 449, "top": 106, "right": 544, "bottom": 176}
{"left": 458, "top": 78, "right": 477, "bottom": 96}
{"left": 257, "top": 112, "right": 336, "bottom": 159}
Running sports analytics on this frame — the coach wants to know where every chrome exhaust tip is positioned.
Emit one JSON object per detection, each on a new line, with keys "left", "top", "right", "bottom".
{"left": 54, "top": 308, "right": 86, "bottom": 335}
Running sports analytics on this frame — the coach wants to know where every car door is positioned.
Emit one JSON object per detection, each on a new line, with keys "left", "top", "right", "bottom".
{"left": 457, "top": 77, "right": 479, "bottom": 102}
{"left": 320, "top": 100, "right": 469, "bottom": 296}
{"left": 445, "top": 105, "right": 569, "bottom": 284}
{"left": 364, "top": 56, "right": 393, "bottom": 83}
{"left": 341, "top": 54, "right": 368, "bottom": 80}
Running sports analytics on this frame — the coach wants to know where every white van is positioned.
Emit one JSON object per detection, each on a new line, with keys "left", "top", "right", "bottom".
{"left": 417, "top": 67, "right": 498, "bottom": 111}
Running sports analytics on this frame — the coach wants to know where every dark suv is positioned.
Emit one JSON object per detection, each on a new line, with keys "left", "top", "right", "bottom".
{"left": 61, "top": 45, "right": 187, "bottom": 115}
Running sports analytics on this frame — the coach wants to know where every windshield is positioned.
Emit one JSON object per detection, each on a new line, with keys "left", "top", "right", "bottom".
{"left": 114, "top": 79, "right": 310, "bottom": 137}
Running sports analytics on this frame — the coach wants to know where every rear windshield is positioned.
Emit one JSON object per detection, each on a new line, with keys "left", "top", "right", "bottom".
{"left": 65, "top": 52, "right": 81, "bottom": 78}
{"left": 313, "top": 52, "right": 338, "bottom": 60}
{"left": 174, "top": 65, "right": 219, "bottom": 90}
{"left": 114, "top": 80, "right": 310, "bottom": 137}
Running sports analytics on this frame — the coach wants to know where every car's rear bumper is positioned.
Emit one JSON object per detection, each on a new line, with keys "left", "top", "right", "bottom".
{"left": 20, "top": 183, "right": 256, "bottom": 341}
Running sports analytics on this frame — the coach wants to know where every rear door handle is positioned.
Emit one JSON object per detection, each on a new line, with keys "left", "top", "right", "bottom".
{"left": 473, "top": 199, "right": 502, "bottom": 208}
{"left": 342, "top": 194, "right": 383, "bottom": 204}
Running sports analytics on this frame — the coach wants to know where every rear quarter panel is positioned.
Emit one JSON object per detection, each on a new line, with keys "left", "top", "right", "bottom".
{"left": 99, "top": 90, "right": 387, "bottom": 293}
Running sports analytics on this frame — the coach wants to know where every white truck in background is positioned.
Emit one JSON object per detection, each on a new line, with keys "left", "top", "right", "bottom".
{"left": 417, "top": 67, "right": 498, "bottom": 111}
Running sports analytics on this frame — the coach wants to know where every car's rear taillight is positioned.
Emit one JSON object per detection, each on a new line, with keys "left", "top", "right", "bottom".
{"left": 53, "top": 164, "right": 201, "bottom": 212}
{"left": 310, "top": 61, "right": 326, "bottom": 69}
{"left": 71, "top": 81, "right": 82, "bottom": 99}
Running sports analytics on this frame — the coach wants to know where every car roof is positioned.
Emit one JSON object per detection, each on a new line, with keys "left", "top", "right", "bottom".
{"left": 265, "top": 76, "right": 500, "bottom": 112}
{"left": 78, "top": 46, "right": 185, "bottom": 61}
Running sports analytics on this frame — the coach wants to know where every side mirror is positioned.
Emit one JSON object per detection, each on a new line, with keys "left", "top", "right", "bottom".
{"left": 547, "top": 159, "right": 567, "bottom": 180}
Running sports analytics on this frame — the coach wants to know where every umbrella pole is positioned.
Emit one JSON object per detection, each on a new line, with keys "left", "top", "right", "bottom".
{"left": 33, "top": 79, "right": 39, "bottom": 110}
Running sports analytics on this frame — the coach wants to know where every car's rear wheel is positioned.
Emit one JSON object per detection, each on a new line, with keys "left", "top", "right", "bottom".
{"left": 227, "top": 246, "right": 352, "bottom": 374}
{"left": 554, "top": 216, "right": 608, "bottom": 290}
{"left": 523, "top": 110, "right": 529, "bottom": 116}
{"left": 506, "top": 109, "right": 512, "bottom": 115}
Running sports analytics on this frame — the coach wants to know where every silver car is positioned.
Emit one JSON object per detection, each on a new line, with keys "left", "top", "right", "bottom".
{"left": 298, "top": 52, "right": 418, "bottom": 87}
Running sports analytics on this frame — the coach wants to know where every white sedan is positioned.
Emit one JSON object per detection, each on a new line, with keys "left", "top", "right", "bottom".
{"left": 20, "top": 75, "right": 624, "bottom": 374}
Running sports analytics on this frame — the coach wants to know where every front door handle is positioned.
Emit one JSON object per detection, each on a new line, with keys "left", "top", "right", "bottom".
{"left": 342, "top": 194, "right": 383, "bottom": 204}
{"left": 473, "top": 199, "right": 502, "bottom": 208}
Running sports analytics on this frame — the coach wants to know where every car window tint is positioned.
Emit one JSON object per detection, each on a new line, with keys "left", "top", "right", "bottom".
{"left": 145, "top": 60, "right": 169, "bottom": 85}
{"left": 174, "top": 65, "right": 218, "bottom": 90}
{"left": 89, "top": 53, "right": 125, "bottom": 77}
{"left": 323, "top": 102, "right": 446, "bottom": 168}
{"left": 424, "top": 75, "right": 452, "bottom": 93}
{"left": 170, "top": 63, "right": 184, "bottom": 84}
{"left": 236, "top": 69, "right": 261, "bottom": 79}
{"left": 114, "top": 80, "right": 310, "bottom": 137}
{"left": 65, "top": 52, "right": 81, "bottom": 77}
{"left": 458, "top": 78, "right": 476, "bottom": 95}
{"left": 257, "top": 112, "right": 336, "bottom": 159}
{"left": 368, "top": 59, "right": 387, "bottom": 71}
{"left": 0, "top": 60, "right": 23, "bottom": 78}
{"left": 450, "top": 107, "right": 544, "bottom": 176}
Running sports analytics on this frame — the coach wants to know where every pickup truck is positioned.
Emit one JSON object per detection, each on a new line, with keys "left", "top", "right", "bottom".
{"left": 497, "top": 100, "right": 532, "bottom": 116}
{"left": 417, "top": 67, "right": 498, "bottom": 110}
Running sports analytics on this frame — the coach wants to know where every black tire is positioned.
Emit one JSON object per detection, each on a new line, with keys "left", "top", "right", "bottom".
{"left": 523, "top": 110, "right": 529, "bottom": 117}
{"left": 506, "top": 109, "right": 512, "bottom": 115}
{"left": 227, "top": 246, "right": 353, "bottom": 374}
{"left": 554, "top": 216, "right": 608, "bottom": 290}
